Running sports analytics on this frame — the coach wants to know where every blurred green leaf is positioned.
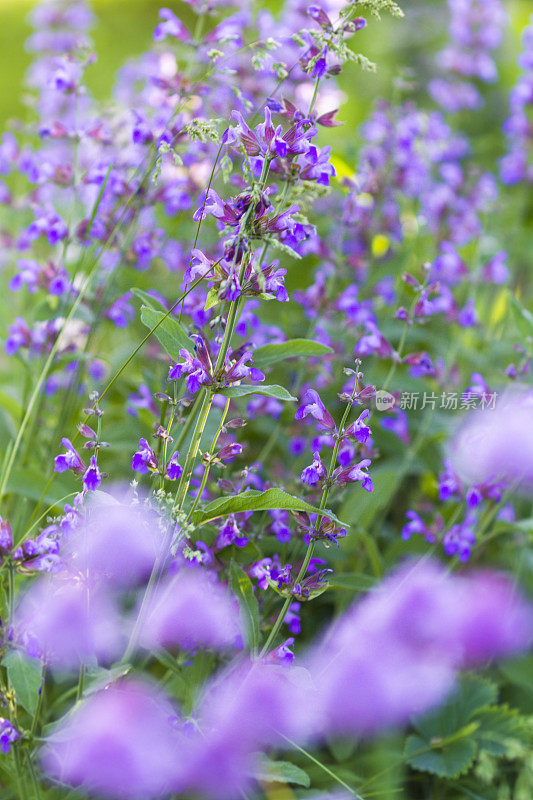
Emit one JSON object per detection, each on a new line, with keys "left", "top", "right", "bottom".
{"left": 253, "top": 757, "right": 311, "bottom": 787}
{"left": 140, "top": 306, "right": 195, "bottom": 358}
{"left": 230, "top": 561, "right": 259, "bottom": 652}
{"left": 509, "top": 293, "right": 533, "bottom": 341}
{"left": 252, "top": 339, "right": 333, "bottom": 369}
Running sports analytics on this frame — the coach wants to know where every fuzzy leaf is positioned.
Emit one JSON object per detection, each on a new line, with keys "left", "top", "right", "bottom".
{"left": 140, "top": 306, "right": 195, "bottom": 357}
{"left": 191, "top": 488, "right": 347, "bottom": 528}
{"left": 219, "top": 384, "right": 296, "bottom": 402}
{"left": 405, "top": 734, "right": 476, "bottom": 778}
{"left": 253, "top": 757, "right": 311, "bottom": 787}
{"left": 2, "top": 650, "right": 42, "bottom": 715}
{"left": 252, "top": 339, "right": 333, "bottom": 369}
{"left": 230, "top": 561, "right": 259, "bottom": 653}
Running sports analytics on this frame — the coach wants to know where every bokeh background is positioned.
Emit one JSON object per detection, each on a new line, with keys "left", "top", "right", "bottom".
{"left": 1, "top": 0, "right": 532, "bottom": 160}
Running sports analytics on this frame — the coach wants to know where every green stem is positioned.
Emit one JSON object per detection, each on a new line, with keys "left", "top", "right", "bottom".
{"left": 186, "top": 397, "right": 231, "bottom": 522}
{"left": 173, "top": 389, "right": 213, "bottom": 511}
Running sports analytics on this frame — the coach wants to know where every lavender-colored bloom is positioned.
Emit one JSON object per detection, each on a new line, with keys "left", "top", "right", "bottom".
{"left": 334, "top": 459, "right": 373, "bottom": 492}
{"left": 138, "top": 569, "right": 241, "bottom": 652}
{"left": 177, "top": 660, "right": 316, "bottom": 799}
{"left": 16, "top": 577, "right": 123, "bottom": 670}
{"left": 344, "top": 409, "right": 372, "bottom": 444}
{"left": 301, "top": 451, "right": 326, "bottom": 485}
{"left": 132, "top": 437, "right": 158, "bottom": 474}
{"left": 0, "top": 719, "right": 19, "bottom": 754}
{"left": 41, "top": 680, "right": 181, "bottom": 799}
{"left": 54, "top": 437, "right": 85, "bottom": 474}
{"left": 63, "top": 491, "right": 162, "bottom": 588}
{"left": 83, "top": 456, "right": 101, "bottom": 491}
{"left": 295, "top": 388, "right": 335, "bottom": 431}
{"left": 305, "top": 559, "right": 533, "bottom": 738}
{"left": 449, "top": 387, "right": 533, "bottom": 491}
{"left": 285, "top": 601, "right": 301, "bottom": 634}
{"left": 165, "top": 451, "right": 183, "bottom": 480}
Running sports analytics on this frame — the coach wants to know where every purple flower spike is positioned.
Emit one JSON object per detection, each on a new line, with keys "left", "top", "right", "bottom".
{"left": 295, "top": 388, "right": 335, "bottom": 431}
{"left": 344, "top": 409, "right": 372, "bottom": 444}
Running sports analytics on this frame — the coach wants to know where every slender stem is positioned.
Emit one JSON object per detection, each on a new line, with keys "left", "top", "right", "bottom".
{"left": 173, "top": 390, "right": 213, "bottom": 511}
{"left": 186, "top": 397, "right": 231, "bottom": 522}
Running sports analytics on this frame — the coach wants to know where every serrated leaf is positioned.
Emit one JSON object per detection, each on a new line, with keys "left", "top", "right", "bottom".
{"left": 2, "top": 650, "right": 42, "bottom": 715}
{"left": 253, "top": 339, "right": 333, "bottom": 369}
{"left": 190, "top": 488, "right": 347, "bottom": 528}
{"left": 405, "top": 734, "right": 476, "bottom": 778}
{"left": 219, "top": 384, "right": 296, "bottom": 402}
{"left": 230, "top": 561, "right": 259, "bottom": 653}
{"left": 131, "top": 288, "right": 167, "bottom": 312}
{"left": 509, "top": 293, "right": 533, "bottom": 340}
{"left": 475, "top": 705, "right": 528, "bottom": 757}
{"left": 253, "top": 757, "right": 310, "bottom": 787}
{"left": 140, "top": 306, "right": 195, "bottom": 357}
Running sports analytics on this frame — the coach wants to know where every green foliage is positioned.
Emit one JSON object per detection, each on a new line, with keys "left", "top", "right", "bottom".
{"left": 253, "top": 757, "right": 311, "bottom": 787}
{"left": 252, "top": 338, "right": 334, "bottom": 369}
{"left": 140, "top": 306, "right": 195, "bottom": 358}
{"left": 2, "top": 650, "right": 42, "bottom": 716}
{"left": 405, "top": 675, "right": 530, "bottom": 781}
{"left": 219, "top": 384, "right": 296, "bottom": 401}
{"left": 190, "top": 487, "right": 348, "bottom": 527}
{"left": 230, "top": 561, "right": 259, "bottom": 652}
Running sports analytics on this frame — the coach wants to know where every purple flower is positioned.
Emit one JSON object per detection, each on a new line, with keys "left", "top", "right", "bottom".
{"left": 301, "top": 451, "right": 326, "bottom": 485}
{"left": 138, "top": 569, "right": 241, "bottom": 652}
{"left": 344, "top": 409, "right": 372, "bottom": 444}
{"left": 165, "top": 451, "right": 183, "bottom": 480}
{"left": 334, "top": 459, "right": 373, "bottom": 492}
{"left": 132, "top": 438, "right": 158, "bottom": 474}
{"left": 295, "top": 388, "right": 335, "bottom": 431}
{"left": 83, "top": 456, "right": 101, "bottom": 491}
{"left": 63, "top": 490, "right": 162, "bottom": 588}
{"left": 168, "top": 349, "right": 211, "bottom": 394}
{"left": 54, "top": 437, "right": 85, "bottom": 474}
{"left": 305, "top": 559, "right": 533, "bottom": 738}
{"left": 285, "top": 602, "right": 301, "bottom": 635}
{"left": 16, "top": 577, "right": 123, "bottom": 670}
{"left": 449, "top": 387, "right": 533, "bottom": 491}
{"left": 153, "top": 8, "right": 188, "bottom": 42}
{"left": 0, "top": 719, "right": 19, "bottom": 754}
{"left": 41, "top": 680, "right": 182, "bottom": 799}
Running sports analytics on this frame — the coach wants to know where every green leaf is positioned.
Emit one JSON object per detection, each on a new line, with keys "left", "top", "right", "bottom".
{"left": 191, "top": 488, "right": 347, "bottom": 528}
{"left": 140, "top": 306, "right": 195, "bottom": 358}
{"left": 131, "top": 288, "right": 167, "bottom": 312}
{"left": 253, "top": 757, "right": 311, "bottom": 787}
{"left": 474, "top": 705, "right": 528, "bottom": 757}
{"left": 509, "top": 293, "right": 533, "bottom": 340}
{"left": 405, "top": 675, "right": 500, "bottom": 779}
{"left": 219, "top": 384, "right": 296, "bottom": 402}
{"left": 230, "top": 561, "right": 259, "bottom": 652}
{"left": 252, "top": 339, "right": 333, "bottom": 369}
{"left": 204, "top": 287, "right": 220, "bottom": 311}
{"left": 2, "top": 650, "right": 42, "bottom": 715}
{"left": 405, "top": 734, "right": 476, "bottom": 779}
{"left": 328, "top": 572, "right": 377, "bottom": 592}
